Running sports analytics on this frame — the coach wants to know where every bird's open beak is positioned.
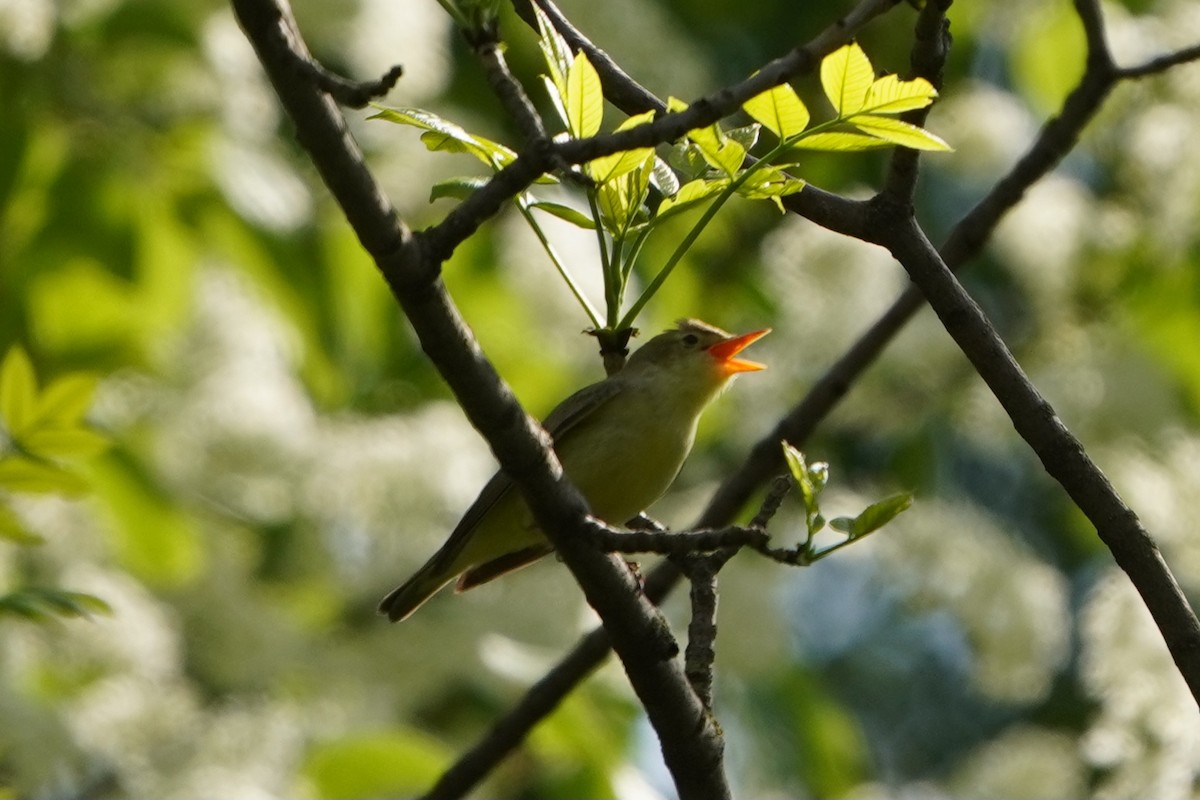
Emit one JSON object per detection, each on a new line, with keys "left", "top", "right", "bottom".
{"left": 707, "top": 328, "right": 770, "bottom": 374}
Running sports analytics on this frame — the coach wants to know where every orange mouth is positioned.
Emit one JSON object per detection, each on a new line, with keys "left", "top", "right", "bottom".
{"left": 707, "top": 328, "right": 770, "bottom": 374}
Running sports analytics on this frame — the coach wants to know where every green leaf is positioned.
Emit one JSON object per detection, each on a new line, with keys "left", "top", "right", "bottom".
{"left": 829, "top": 516, "right": 853, "bottom": 533}
{"left": 19, "top": 427, "right": 111, "bottom": 460}
{"left": 589, "top": 147, "right": 653, "bottom": 186}
{"left": 835, "top": 492, "right": 914, "bottom": 537}
{"left": 744, "top": 82, "right": 811, "bottom": 139}
{"left": 850, "top": 115, "right": 952, "bottom": 151}
{"left": 785, "top": 132, "right": 893, "bottom": 152}
{"left": 863, "top": 74, "right": 938, "bottom": 115}
{"left": 0, "top": 457, "right": 89, "bottom": 495}
{"left": 0, "top": 346, "right": 38, "bottom": 436}
{"left": 417, "top": 130, "right": 515, "bottom": 168}
{"left": 369, "top": 106, "right": 516, "bottom": 168}
{"left": 429, "top": 176, "right": 489, "bottom": 202}
{"left": 587, "top": 110, "right": 655, "bottom": 184}
{"left": 565, "top": 50, "right": 604, "bottom": 138}
{"left": 0, "top": 587, "right": 111, "bottom": 621}
{"left": 689, "top": 125, "right": 745, "bottom": 177}
{"left": 0, "top": 505, "right": 42, "bottom": 545}
{"left": 302, "top": 732, "right": 451, "bottom": 800}
{"left": 665, "top": 141, "right": 711, "bottom": 181}
{"left": 530, "top": 201, "right": 597, "bottom": 229}
{"left": 1011, "top": 2, "right": 1086, "bottom": 115}
{"left": 533, "top": 1, "right": 572, "bottom": 100}
{"left": 737, "top": 166, "right": 806, "bottom": 201}
{"left": 34, "top": 374, "right": 99, "bottom": 426}
{"left": 595, "top": 161, "right": 651, "bottom": 235}
{"left": 91, "top": 457, "right": 203, "bottom": 587}
{"left": 725, "top": 123, "right": 761, "bottom": 153}
{"left": 655, "top": 177, "right": 728, "bottom": 220}
{"left": 821, "top": 43, "right": 875, "bottom": 116}
{"left": 782, "top": 443, "right": 820, "bottom": 525}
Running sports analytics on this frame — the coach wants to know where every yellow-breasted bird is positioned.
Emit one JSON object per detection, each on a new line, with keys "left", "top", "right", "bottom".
{"left": 379, "top": 319, "right": 769, "bottom": 621}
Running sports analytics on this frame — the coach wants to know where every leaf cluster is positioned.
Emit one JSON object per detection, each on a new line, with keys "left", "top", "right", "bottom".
{"left": 370, "top": 29, "right": 949, "bottom": 338}
{"left": 780, "top": 443, "right": 913, "bottom": 564}
{"left": 0, "top": 346, "right": 112, "bottom": 620}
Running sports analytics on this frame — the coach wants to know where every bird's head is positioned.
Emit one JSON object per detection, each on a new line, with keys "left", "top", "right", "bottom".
{"left": 623, "top": 319, "right": 770, "bottom": 398}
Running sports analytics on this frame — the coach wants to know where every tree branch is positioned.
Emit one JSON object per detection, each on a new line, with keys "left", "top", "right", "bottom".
{"left": 427, "top": 1, "right": 1200, "bottom": 791}
{"left": 231, "top": 0, "right": 738, "bottom": 796}
{"left": 873, "top": 211, "right": 1200, "bottom": 703}
{"left": 420, "top": 0, "right": 902, "bottom": 264}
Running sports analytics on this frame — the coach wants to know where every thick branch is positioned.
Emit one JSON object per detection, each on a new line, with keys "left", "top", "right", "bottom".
{"left": 874, "top": 211, "right": 1200, "bottom": 703}
{"left": 231, "top": 0, "right": 734, "bottom": 796}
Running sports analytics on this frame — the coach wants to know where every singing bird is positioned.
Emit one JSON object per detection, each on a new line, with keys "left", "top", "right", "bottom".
{"left": 379, "top": 319, "right": 769, "bottom": 621}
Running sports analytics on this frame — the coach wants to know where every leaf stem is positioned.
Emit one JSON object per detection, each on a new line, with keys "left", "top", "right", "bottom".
{"left": 517, "top": 195, "right": 602, "bottom": 328}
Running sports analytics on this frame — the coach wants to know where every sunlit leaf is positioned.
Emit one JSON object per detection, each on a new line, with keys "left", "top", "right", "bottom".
{"left": 34, "top": 374, "right": 99, "bottom": 426}
{"left": 782, "top": 443, "right": 821, "bottom": 528}
{"left": 0, "top": 346, "right": 38, "bottom": 436}
{"left": 0, "top": 457, "right": 89, "bottom": 495}
{"left": 565, "top": 50, "right": 604, "bottom": 138}
{"left": 863, "top": 73, "right": 938, "bottom": 115}
{"left": 1012, "top": 2, "right": 1086, "bottom": 115}
{"left": 20, "top": 427, "right": 111, "bottom": 460}
{"left": 587, "top": 110, "right": 655, "bottom": 184}
{"left": 589, "top": 147, "right": 653, "bottom": 186}
{"left": 417, "top": 130, "right": 515, "bottom": 168}
{"left": 655, "top": 177, "right": 728, "bottom": 220}
{"left": 369, "top": 106, "right": 516, "bottom": 168}
{"left": 530, "top": 201, "right": 597, "bottom": 229}
{"left": 665, "top": 141, "right": 710, "bottom": 181}
{"left": 533, "top": 1, "right": 572, "bottom": 100}
{"left": 744, "top": 82, "right": 811, "bottom": 139}
{"left": 303, "top": 731, "right": 451, "bottom": 800}
{"left": 737, "top": 166, "right": 806, "bottom": 201}
{"left": 666, "top": 96, "right": 689, "bottom": 114}
{"left": 726, "top": 123, "right": 760, "bottom": 153}
{"left": 821, "top": 43, "right": 875, "bottom": 115}
{"left": 785, "top": 132, "right": 892, "bottom": 152}
{"left": 830, "top": 492, "right": 914, "bottom": 537}
{"left": 688, "top": 123, "right": 745, "bottom": 177}
{"left": 429, "top": 176, "right": 489, "bottom": 202}
{"left": 595, "top": 161, "right": 651, "bottom": 234}
{"left": 850, "top": 115, "right": 952, "bottom": 151}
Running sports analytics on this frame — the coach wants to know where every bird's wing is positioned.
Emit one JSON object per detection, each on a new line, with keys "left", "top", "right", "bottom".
{"left": 425, "top": 377, "right": 626, "bottom": 574}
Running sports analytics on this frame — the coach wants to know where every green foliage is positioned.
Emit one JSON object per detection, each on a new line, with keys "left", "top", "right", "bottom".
{"left": 782, "top": 442, "right": 912, "bottom": 563}
{"left": 371, "top": 37, "right": 949, "bottom": 338}
{"left": 0, "top": 345, "right": 111, "bottom": 620}
{"left": 0, "top": 587, "right": 112, "bottom": 622}
{"left": 301, "top": 731, "right": 452, "bottom": 799}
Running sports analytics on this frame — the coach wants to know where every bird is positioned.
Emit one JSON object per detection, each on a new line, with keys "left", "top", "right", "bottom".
{"left": 378, "top": 319, "right": 769, "bottom": 621}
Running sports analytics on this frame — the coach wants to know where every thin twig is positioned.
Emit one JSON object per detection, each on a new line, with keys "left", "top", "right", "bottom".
{"left": 296, "top": 55, "right": 403, "bottom": 108}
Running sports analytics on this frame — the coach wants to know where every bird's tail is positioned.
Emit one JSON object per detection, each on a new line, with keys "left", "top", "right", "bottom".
{"left": 378, "top": 560, "right": 455, "bottom": 622}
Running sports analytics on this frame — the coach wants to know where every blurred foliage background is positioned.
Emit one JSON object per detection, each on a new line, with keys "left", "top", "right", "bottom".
{"left": 2, "top": 0, "right": 1200, "bottom": 797}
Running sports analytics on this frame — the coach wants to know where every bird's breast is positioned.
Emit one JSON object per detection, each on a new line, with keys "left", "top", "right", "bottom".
{"left": 554, "top": 385, "right": 701, "bottom": 526}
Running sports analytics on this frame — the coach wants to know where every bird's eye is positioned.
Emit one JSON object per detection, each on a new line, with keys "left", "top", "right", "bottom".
{"left": 681, "top": 333, "right": 699, "bottom": 347}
